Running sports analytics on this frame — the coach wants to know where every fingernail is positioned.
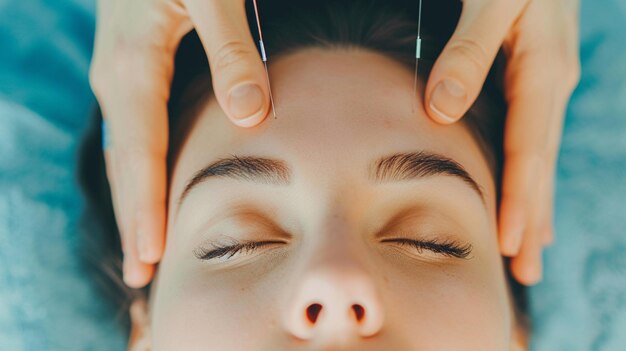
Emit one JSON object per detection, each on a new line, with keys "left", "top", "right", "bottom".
{"left": 429, "top": 79, "right": 467, "bottom": 123}
{"left": 228, "top": 83, "right": 265, "bottom": 124}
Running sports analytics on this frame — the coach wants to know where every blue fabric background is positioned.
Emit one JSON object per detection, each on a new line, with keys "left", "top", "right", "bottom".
{"left": 0, "top": 0, "right": 624, "bottom": 350}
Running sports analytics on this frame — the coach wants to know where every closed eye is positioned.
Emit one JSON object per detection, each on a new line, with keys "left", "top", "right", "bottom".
{"left": 381, "top": 238, "right": 472, "bottom": 259}
{"left": 193, "top": 239, "right": 286, "bottom": 261}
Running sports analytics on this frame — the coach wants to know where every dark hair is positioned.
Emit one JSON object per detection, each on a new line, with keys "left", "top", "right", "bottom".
{"left": 78, "top": 0, "right": 526, "bottom": 342}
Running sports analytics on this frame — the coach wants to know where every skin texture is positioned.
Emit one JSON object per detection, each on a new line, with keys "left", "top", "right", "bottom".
{"left": 90, "top": 0, "right": 580, "bottom": 289}
{"left": 128, "top": 49, "right": 525, "bottom": 350}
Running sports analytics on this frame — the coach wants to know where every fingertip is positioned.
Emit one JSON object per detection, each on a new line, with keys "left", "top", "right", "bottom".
{"left": 138, "top": 238, "right": 163, "bottom": 264}
{"left": 137, "top": 227, "right": 164, "bottom": 265}
{"left": 499, "top": 208, "right": 526, "bottom": 257}
{"left": 500, "top": 227, "right": 523, "bottom": 257}
{"left": 229, "top": 107, "right": 268, "bottom": 128}
{"left": 426, "top": 78, "right": 467, "bottom": 124}
{"left": 123, "top": 255, "right": 155, "bottom": 289}
{"left": 226, "top": 82, "right": 269, "bottom": 128}
{"left": 511, "top": 238, "right": 543, "bottom": 286}
{"left": 510, "top": 248, "right": 543, "bottom": 286}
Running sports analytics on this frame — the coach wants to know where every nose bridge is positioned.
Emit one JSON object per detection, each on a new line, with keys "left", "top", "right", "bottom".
{"left": 315, "top": 216, "right": 362, "bottom": 266}
{"left": 298, "top": 196, "right": 368, "bottom": 269}
{"left": 304, "top": 208, "right": 372, "bottom": 290}
{"left": 284, "top": 209, "right": 384, "bottom": 341}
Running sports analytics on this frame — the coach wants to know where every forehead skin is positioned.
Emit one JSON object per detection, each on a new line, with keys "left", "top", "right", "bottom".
{"left": 171, "top": 48, "right": 496, "bottom": 215}
{"left": 150, "top": 48, "right": 511, "bottom": 350}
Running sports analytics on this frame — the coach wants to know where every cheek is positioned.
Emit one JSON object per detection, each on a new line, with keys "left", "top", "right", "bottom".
{"left": 379, "top": 256, "right": 511, "bottom": 350}
{"left": 150, "top": 253, "right": 286, "bottom": 351}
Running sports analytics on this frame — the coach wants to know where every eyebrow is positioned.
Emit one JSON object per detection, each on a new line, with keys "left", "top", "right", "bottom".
{"left": 370, "top": 151, "right": 484, "bottom": 201}
{"left": 178, "top": 151, "right": 484, "bottom": 205}
{"left": 178, "top": 155, "right": 290, "bottom": 202}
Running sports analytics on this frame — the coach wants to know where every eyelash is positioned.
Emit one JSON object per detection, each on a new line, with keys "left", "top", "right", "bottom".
{"left": 194, "top": 238, "right": 472, "bottom": 261}
{"left": 381, "top": 238, "right": 472, "bottom": 259}
{"left": 193, "top": 240, "right": 285, "bottom": 261}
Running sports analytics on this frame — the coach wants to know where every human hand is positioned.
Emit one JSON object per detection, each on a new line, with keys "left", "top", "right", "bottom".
{"left": 90, "top": 0, "right": 271, "bottom": 287}
{"left": 424, "top": 0, "right": 580, "bottom": 284}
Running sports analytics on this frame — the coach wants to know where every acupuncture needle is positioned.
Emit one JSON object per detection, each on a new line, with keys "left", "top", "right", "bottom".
{"left": 252, "top": 0, "right": 277, "bottom": 118}
{"left": 412, "top": 0, "right": 423, "bottom": 113}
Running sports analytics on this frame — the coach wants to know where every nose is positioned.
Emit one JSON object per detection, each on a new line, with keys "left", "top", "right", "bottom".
{"left": 285, "top": 265, "right": 385, "bottom": 341}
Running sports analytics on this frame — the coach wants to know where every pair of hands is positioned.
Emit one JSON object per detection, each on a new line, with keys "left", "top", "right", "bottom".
{"left": 90, "top": 0, "right": 580, "bottom": 288}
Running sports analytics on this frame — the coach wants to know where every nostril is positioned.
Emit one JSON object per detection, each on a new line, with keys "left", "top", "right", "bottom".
{"left": 352, "top": 304, "right": 365, "bottom": 322}
{"left": 306, "top": 303, "right": 323, "bottom": 324}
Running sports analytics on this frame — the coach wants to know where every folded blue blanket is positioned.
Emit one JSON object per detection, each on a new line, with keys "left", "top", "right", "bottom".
{"left": 529, "top": 2, "right": 626, "bottom": 349}
{"left": 0, "top": 0, "right": 624, "bottom": 350}
{"left": 0, "top": 1, "right": 124, "bottom": 350}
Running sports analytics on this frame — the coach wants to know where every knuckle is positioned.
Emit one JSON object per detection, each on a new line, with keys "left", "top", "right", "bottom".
{"left": 564, "top": 59, "right": 581, "bottom": 92}
{"left": 211, "top": 39, "right": 256, "bottom": 72}
{"left": 550, "top": 39, "right": 581, "bottom": 94}
{"left": 446, "top": 38, "right": 491, "bottom": 73}
{"left": 550, "top": 49, "right": 580, "bottom": 93}
{"left": 91, "top": 51, "right": 164, "bottom": 105}
{"left": 549, "top": 62, "right": 580, "bottom": 100}
{"left": 110, "top": 47, "right": 142, "bottom": 78}
{"left": 89, "top": 48, "right": 137, "bottom": 102}
{"left": 88, "top": 64, "right": 105, "bottom": 99}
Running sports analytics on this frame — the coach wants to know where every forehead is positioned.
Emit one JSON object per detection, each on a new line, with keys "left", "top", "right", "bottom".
{"left": 170, "top": 48, "right": 494, "bottom": 207}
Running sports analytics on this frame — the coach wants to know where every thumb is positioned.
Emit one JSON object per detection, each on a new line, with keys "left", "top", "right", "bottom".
{"left": 425, "top": 0, "right": 526, "bottom": 124}
{"left": 185, "top": 0, "right": 270, "bottom": 127}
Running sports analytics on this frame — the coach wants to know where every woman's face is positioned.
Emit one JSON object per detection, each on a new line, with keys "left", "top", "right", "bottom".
{"left": 144, "top": 48, "right": 519, "bottom": 350}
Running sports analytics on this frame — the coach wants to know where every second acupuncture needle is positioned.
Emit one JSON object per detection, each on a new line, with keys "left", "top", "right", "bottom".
{"left": 252, "top": 0, "right": 277, "bottom": 118}
{"left": 413, "top": 0, "right": 423, "bottom": 113}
